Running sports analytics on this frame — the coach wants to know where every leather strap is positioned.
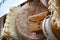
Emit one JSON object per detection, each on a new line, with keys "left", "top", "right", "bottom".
{"left": 30, "top": 0, "right": 40, "bottom": 16}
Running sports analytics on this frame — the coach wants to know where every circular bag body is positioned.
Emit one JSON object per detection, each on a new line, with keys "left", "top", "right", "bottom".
{"left": 15, "top": 8, "right": 46, "bottom": 40}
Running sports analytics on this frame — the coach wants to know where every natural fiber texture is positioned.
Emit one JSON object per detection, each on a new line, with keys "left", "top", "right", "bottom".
{"left": 15, "top": 1, "right": 48, "bottom": 40}
{"left": 2, "top": 0, "right": 48, "bottom": 40}
{"left": 15, "top": 5, "right": 46, "bottom": 40}
{"left": 2, "top": 3, "right": 30, "bottom": 40}
{"left": 2, "top": 6, "right": 22, "bottom": 40}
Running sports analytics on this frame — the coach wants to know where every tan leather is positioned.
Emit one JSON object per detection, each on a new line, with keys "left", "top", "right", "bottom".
{"left": 28, "top": 11, "right": 48, "bottom": 32}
